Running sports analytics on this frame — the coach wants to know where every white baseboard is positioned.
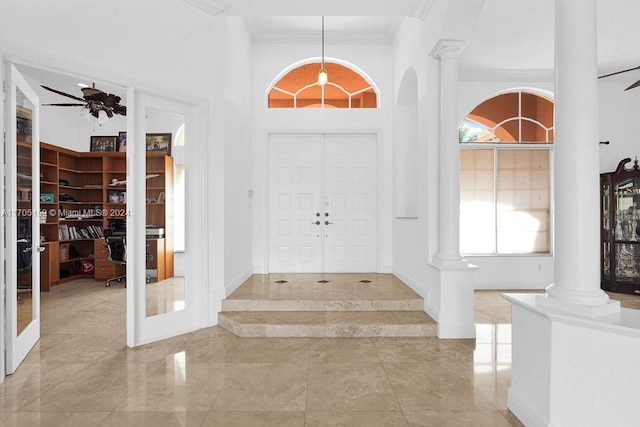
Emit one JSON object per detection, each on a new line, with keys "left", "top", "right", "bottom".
{"left": 225, "top": 271, "right": 253, "bottom": 296}
{"left": 206, "top": 286, "right": 227, "bottom": 327}
{"left": 474, "top": 281, "right": 548, "bottom": 290}
{"left": 392, "top": 267, "right": 440, "bottom": 322}
{"left": 205, "top": 271, "right": 252, "bottom": 328}
{"left": 437, "top": 324, "right": 476, "bottom": 339}
{"left": 507, "top": 388, "right": 548, "bottom": 427}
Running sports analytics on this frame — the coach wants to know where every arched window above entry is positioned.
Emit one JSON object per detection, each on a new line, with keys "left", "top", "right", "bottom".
{"left": 268, "top": 62, "right": 377, "bottom": 109}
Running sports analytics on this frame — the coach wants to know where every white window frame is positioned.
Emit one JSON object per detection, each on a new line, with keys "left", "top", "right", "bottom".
{"left": 459, "top": 143, "right": 554, "bottom": 256}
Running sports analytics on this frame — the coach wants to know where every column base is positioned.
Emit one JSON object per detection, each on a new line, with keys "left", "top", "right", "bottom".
{"left": 431, "top": 254, "right": 475, "bottom": 270}
{"left": 429, "top": 261, "right": 479, "bottom": 339}
{"left": 536, "top": 284, "right": 620, "bottom": 317}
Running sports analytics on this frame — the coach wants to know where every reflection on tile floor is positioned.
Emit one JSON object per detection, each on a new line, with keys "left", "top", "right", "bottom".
{"left": 1, "top": 277, "right": 638, "bottom": 426}
{"left": 145, "top": 277, "right": 185, "bottom": 317}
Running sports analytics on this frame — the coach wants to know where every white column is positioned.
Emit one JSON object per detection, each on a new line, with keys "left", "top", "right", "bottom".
{"left": 537, "top": 0, "right": 619, "bottom": 316}
{"left": 429, "top": 39, "right": 477, "bottom": 339}
{"left": 430, "top": 39, "right": 467, "bottom": 267}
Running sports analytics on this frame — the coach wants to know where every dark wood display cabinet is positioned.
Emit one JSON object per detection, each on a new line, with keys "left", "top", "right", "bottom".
{"left": 601, "top": 157, "right": 640, "bottom": 295}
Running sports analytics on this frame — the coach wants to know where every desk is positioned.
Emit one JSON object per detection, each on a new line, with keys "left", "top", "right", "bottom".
{"left": 94, "top": 237, "right": 173, "bottom": 282}
{"left": 94, "top": 239, "right": 124, "bottom": 281}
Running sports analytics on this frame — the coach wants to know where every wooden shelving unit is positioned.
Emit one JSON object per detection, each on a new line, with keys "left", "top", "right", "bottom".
{"left": 38, "top": 142, "right": 174, "bottom": 289}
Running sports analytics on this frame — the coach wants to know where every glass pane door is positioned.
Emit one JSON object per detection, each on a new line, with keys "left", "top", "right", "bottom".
{"left": 5, "top": 64, "right": 42, "bottom": 374}
{"left": 127, "top": 91, "right": 201, "bottom": 346}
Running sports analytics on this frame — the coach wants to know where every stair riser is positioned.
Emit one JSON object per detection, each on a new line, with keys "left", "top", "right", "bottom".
{"left": 218, "top": 315, "right": 437, "bottom": 338}
{"left": 221, "top": 299, "right": 424, "bottom": 312}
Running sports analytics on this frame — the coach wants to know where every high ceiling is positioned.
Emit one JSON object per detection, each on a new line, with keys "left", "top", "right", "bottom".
{"left": 18, "top": 0, "right": 640, "bottom": 98}
{"left": 242, "top": 0, "right": 640, "bottom": 82}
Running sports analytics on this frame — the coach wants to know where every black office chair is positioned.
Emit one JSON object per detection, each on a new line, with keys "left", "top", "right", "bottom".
{"left": 104, "top": 232, "right": 126, "bottom": 287}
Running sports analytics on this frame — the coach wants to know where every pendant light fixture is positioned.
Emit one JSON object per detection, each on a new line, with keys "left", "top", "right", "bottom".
{"left": 318, "top": 16, "right": 328, "bottom": 85}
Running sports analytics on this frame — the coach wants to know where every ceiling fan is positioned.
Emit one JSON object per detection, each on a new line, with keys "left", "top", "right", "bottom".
{"left": 41, "top": 83, "right": 126, "bottom": 118}
{"left": 598, "top": 65, "right": 640, "bottom": 91}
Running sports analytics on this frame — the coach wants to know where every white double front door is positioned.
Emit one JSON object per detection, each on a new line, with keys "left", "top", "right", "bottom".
{"left": 269, "top": 133, "right": 377, "bottom": 273}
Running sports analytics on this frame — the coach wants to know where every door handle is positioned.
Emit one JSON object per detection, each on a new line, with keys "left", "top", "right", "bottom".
{"left": 23, "top": 246, "right": 45, "bottom": 253}
{"left": 312, "top": 221, "right": 321, "bottom": 225}
{"left": 325, "top": 221, "right": 333, "bottom": 225}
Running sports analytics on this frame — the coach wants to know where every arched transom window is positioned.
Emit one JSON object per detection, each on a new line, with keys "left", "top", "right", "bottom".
{"left": 268, "top": 62, "right": 377, "bottom": 109}
{"left": 460, "top": 91, "right": 554, "bottom": 143}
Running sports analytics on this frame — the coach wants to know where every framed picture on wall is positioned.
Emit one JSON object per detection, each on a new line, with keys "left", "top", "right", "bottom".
{"left": 90, "top": 136, "right": 117, "bottom": 152}
{"left": 117, "top": 131, "right": 127, "bottom": 152}
{"left": 145, "top": 133, "right": 172, "bottom": 155}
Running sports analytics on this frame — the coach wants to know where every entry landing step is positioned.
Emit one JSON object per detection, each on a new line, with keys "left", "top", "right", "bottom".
{"left": 218, "top": 311, "right": 437, "bottom": 338}
{"left": 222, "top": 298, "right": 424, "bottom": 312}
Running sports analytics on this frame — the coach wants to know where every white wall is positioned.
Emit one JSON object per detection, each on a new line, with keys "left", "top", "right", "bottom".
{"left": 224, "top": 17, "right": 254, "bottom": 294}
{"left": 250, "top": 41, "right": 394, "bottom": 274}
{"left": 391, "top": 17, "right": 442, "bottom": 318}
{"left": 599, "top": 80, "right": 640, "bottom": 173}
{"left": 1, "top": 0, "right": 231, "bottom": 326}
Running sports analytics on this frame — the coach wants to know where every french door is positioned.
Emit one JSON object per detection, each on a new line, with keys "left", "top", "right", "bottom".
{"left": 269, "top": 133, "right": 377, "bottom": 273}
{"left": 127, "top": 90, "right": 203, "bottom": 346}
{"left": 2, "top": 63, "right": 42, "bottom": 378}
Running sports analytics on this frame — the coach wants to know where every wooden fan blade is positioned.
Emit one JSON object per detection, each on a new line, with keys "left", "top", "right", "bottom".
{"left": 42, "top": 103, "right": 85, "bottom": 107}
{"left": 624, "top": 79, "right": 640, "bottom": 91}
{"left": 40, "top": 85, "right": 86, "bottom": 102}
{"left": 599, "top": 65, "right": 640, "bottom": 79}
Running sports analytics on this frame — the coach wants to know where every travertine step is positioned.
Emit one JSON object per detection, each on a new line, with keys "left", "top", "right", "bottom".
{"left": 221, "top": 298, "right": 424, "bottom": 312}
{"left": 218, "top": 310, "right": 437, "bottom": 338}
{"left": 219, "top": 274, "right": 436, "bottom": 338}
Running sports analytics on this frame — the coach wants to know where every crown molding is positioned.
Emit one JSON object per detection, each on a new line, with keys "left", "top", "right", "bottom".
{"left": 250, "top": 33, "right": 395, "bottom": 45}
{"left": 180, "top": 0, "right": 230, "bottom": 16}
{"left": 245, "top": 18, "right": 398, "bottom": 46}
{"left": 458, "top": 68, "right": 555, "bottom": 82}
{"left": 410, "top": 0, "right": 436, "bottom": 21}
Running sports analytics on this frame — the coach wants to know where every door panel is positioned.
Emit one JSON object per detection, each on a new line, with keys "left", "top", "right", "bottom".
{"left": 268, "top": 133, "right": 377, "bottom": 273}
{"left": 5, "top": 64, "right": 41, "bottom": 374}
{"left": 323, "top": 134, "right": 377, "bottom": 272}
{"left": 269, "top": 134, "right": 323, "bottom": 272}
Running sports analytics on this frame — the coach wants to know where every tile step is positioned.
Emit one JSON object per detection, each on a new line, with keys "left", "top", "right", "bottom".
{"left": 218, "top": 311, "right": 437, "bottom": 338}
{"left": 221, "top": 298, "right": 424, "bottom": 312}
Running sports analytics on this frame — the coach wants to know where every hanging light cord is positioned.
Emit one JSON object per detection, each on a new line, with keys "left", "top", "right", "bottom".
{"left": 321, "top": 16, "right": 325, "bottom": 70}
{"left": 318, "top": 16, "right": 328, "bottom": 86}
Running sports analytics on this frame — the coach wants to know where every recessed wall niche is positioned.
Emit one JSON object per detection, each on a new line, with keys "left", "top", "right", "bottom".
{"left": 395, "top": 68, "right": 419, "bottom": 218}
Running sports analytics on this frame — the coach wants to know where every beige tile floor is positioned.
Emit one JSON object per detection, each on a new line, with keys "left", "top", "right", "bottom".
{"left": 1, "top": 277, "right": 638, "bottom": 426}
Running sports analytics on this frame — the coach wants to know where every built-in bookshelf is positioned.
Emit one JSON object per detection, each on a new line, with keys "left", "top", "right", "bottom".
{"left": 39, "top": 142, "right": 173, "bottom": 289}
